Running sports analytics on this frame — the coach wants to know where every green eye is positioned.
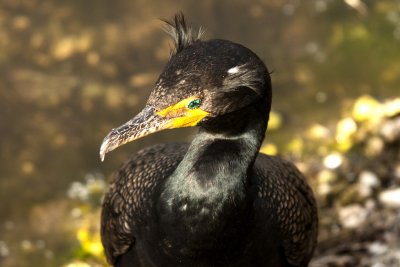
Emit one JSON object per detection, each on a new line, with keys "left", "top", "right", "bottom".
{"left": 187, "top": 99, "right": 201, "bottom": 110}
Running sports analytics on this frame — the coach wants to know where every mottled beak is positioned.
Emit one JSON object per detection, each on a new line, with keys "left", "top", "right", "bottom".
{"left": 99, "top": 96, "right": 210, "bottom": 161}
{"left": 99, "top": 106, "right": 165, "bottom": 161}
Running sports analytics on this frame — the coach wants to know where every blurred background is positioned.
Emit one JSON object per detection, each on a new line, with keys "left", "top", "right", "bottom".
{"left": 1, "top": 0, "right": 400, "bottom": 266}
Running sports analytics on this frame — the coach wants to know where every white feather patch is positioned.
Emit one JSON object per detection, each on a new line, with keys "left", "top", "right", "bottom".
{"left": 227, "top": 66, "right": 240, "bottom": 74}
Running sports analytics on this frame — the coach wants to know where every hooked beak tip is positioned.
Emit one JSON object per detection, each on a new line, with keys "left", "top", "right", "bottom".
{"left": 99, "top": 131, "right": 115, "bottom": 162}
{"left": 98, "top": 105, "right": 170, "bottom": 162}
{"left": 99, "top": 138, "right": 109, "bottom": 162}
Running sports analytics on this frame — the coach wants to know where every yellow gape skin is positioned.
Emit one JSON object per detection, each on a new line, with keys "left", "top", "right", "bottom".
{"left": 157, "top": 96, "right": 210, "bottom": 128}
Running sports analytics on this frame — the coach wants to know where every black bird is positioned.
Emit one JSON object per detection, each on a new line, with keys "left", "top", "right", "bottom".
{"left": 100, "top": 14, "right": 317, "bottom": 267}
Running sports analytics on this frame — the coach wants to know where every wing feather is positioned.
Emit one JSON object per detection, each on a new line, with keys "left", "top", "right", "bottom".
{"left": 101, "top": 143, "right": 188, "bottom": 265}
{"left": 253, "top": 154, "right": 318, "bottom": 266}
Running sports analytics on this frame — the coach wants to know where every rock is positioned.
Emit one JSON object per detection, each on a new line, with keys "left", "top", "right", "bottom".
{"left": 358, "top": 171, "right": 380, "bottom": 198}
{"left": 365, "top": 136, "right": 384, "bottom": 157}
{"left": 380, "top": 117, "right": 400, "bottom": 142}
{"left": 379, "top": 188, "right": 400, "bottom": 208}
{"left": 317, "top": 169, "right": 337, "bottom": 196}
{"left": 368, "top": 242, "right": 388, "bottom": 255}
{"left": 323, "top": 152, "right": 343, "bottom": 169}
{"left": 338, "top": 204, "right": 368, "bottom": 229}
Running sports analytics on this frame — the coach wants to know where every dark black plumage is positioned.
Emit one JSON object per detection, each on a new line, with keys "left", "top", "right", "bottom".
{"left": 100, "top": 13, "right": 318, "bottom": 267}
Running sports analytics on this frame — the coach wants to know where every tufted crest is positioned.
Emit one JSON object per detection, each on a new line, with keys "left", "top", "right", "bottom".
{"left": 162, "top": 12, "right": 203, "bottom": 55}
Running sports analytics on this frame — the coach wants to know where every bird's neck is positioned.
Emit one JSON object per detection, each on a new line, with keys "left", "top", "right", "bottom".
{"left": 162, "top": 100, "right": 269, "bottom": 210}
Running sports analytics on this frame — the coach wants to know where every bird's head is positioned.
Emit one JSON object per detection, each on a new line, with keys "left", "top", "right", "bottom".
{"left": 100, "top": 13, "right": 271, "bottom": 161}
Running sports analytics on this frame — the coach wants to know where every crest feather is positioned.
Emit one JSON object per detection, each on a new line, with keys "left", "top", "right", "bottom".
{"left": 162, "top": 12, "right": 203, "bottom": 55}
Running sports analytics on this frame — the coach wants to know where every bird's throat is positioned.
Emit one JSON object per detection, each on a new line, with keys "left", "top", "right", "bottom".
{"left": 159, "top": 103, "right": 268, "bottom": 225}
{"left": 154, "top": 103, "right": 269, "bottom": 258}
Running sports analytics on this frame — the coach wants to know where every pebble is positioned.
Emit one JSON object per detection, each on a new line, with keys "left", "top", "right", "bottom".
{"left": 338, "top": 204, "right": 368, "bottom": 229}
{"left": 323, "top": 153, "right": 343, "bottom": 169}
{"left": 317, "top": 170, "right": 337, "bottom": 195}
{"left": 368, "top": 242, "right": 388, "bottom": 255}
{"left": 380, "top": 117, "right": 400, "bottom": 142}
{"left": 379, "top": 188, "right": 400, "bottom": 208}
{"left": 358, "top": 171, "right": 380, "bottom": 197}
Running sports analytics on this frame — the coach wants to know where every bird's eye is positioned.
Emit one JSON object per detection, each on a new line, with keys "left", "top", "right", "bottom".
{"left": 187, "top": 99, "right": 201, "bottom": 110}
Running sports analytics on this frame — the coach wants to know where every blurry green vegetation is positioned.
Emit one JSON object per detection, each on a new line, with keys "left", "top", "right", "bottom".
{"left": 0, "top": 0, "right": 399, "bottom": 266}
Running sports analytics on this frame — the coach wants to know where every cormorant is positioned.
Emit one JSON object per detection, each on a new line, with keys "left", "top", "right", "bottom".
{"left": 99, "top": 13, "right": 318, "bottom": 267}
